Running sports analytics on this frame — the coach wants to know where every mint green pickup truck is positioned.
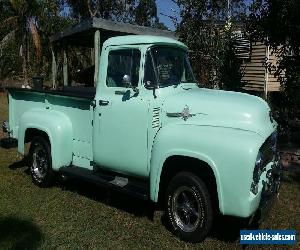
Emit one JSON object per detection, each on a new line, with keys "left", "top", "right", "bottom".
{"left": 2, "top": 18, "right": 282, "bottom": 242}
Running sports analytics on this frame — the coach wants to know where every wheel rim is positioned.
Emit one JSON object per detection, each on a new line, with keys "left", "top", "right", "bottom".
{"left": 171, "top": 186, "right": 202, "bottom": 233}
{"left": 32, "top": 144, "right": 48, "bottom": 181}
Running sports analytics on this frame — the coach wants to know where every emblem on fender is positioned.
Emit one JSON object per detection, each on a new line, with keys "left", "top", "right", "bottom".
{"left": 167, "top": 105, "right": 196, "bottom": 121}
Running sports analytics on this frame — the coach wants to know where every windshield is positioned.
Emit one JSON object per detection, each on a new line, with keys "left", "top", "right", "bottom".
{"left": 144, "top": 47, "right": 196, "bottom": 87}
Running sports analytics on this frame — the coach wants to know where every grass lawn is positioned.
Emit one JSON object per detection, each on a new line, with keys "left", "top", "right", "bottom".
{"left": 0, "top": 92, "right": 299, "bottom": 249}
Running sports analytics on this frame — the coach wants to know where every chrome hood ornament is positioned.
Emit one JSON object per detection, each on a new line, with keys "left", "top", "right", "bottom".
{"left": 167, "top": 105, "right": 196, "bottom": 121}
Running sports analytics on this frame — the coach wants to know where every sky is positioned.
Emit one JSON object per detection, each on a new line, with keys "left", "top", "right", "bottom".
{"left": 156, "top": 0, "right": 180, "bottom": 31}
{"left": 156, "top": 0, "right": 253, "bottom": 30}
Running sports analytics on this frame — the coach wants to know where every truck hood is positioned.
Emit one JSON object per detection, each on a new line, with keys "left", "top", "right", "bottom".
{"left": 162, "top": 87, "right": 276, "bottom": 137}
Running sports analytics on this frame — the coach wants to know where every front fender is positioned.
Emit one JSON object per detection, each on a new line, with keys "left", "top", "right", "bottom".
{"left": 150, "top": 124, "right": 265, "bottom": 217}
{"left": 18, "top": 109, "right": 73, "bottom": 170}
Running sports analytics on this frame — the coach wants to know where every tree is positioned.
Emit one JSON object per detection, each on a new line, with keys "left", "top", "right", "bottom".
{"left": 66, "top": 0, "right": 162, "bottom": 28}
{"left": 174, "top": 0, "right": 246, "bottom": 89}
{"left": 0, "top": 0, "right": 166, "bottom": 82}
{"left": 134, "top": 0, "right": 158, "bottom": 27}
{"left": 0, "top": 1, "right": 72, "bottom": 81}
{"left": 0, "top": 0, "right": 42, "bottom": 84}
{"left": 247, "top": 0, "right": 300, "bottom": 95}
{"left": 154, "top": 22, "right": 168, "bottom": 30}
{"left": 65, "top": 0, "right": 135, "bottom": 21}
{"left": 246, "top": 0, "right": 300, "bottom": 139}
{"left": 38, "top": 0, "right": 73, "bottom": 79}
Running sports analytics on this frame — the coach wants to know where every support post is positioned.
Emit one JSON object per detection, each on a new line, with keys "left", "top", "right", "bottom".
{"left": 94, "top": 30, "right": 101, "bottom": 86}
{"left": 264, "top": 45, "right": 270, "bottom": 100}
{"left": 63, "top": 48, "right": 68, "bottom": 86}
{"left": 51, "top": 49, "right": 57, "bottom": 89}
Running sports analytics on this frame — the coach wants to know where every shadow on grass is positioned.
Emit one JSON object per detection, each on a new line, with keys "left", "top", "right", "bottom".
{"left": 61, "top": 178, "right": 258, "bottom": 243}
{"left": 59, "top": 178, "right": 156, "bottom": 220}
{"left": 8, "top": 156, "right": 29, "bottom": 170}
{"left": 0, "top": 216, "right": 43, "bottom": 249}
{"left": 209, "top": 215, "right": 259, "bottom": 243}
{"left": 7, "top": 158, "right": 155, "bottom": 220}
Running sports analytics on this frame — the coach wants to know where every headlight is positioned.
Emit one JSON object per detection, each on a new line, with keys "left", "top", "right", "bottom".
{"left": 251, "top": 151, "right": 264, "bottom": 194}
{"left": 253, "top": 151, "right": 263, "bottom": 182}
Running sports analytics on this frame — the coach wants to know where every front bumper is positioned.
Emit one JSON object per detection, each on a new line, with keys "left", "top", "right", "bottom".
{"left": 256, "top": 157, "right": 283, "bottom": 221}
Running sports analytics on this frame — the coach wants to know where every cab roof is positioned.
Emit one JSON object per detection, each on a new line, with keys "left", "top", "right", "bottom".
{"left": 103, "top": 35, "right": 187, "bottom": 50}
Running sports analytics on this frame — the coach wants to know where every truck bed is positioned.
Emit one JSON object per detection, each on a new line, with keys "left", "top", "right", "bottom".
{"left": 7, "top": 87, "right": 95, "bottom": 169}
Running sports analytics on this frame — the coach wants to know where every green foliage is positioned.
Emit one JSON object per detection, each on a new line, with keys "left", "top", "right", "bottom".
{"left": 37, "top": 0, "right": 73, "bottom": 79}
{"left": 219, "top": 33, "right": 244, "bottom": 91}
{"left": 154, "top": 22, "right": 168, "bottom": 30}
{"left": 66, "top": 0, "right": 90, "bottom": 19}
{"left": 66, "top": 0, "right": 160, "bottom": 28}
{"left": 0, "top": 39, "right": 22, "bottom": 79}
{"left": 0, "top": 0, "right": 165, "bottom": 82}
{"left": 247, "top": 0, "right": 300, "bottom": 127}
{"left": 175, "top": 0, "right": 246, "bottom": 90}
{"left": 0, "top": 2, "right": 20, "bottom": 78}
{"left": 65, "top": 0, "right": 135, "bottom": 22}
{"left": 134, "top": 0, "right": 158, "bottom": 27}
{"left": 0, "top": 0, "right": 42, "bottom": 83}
{"left": 0, "top": 0, "right": 72, "bottom": 81}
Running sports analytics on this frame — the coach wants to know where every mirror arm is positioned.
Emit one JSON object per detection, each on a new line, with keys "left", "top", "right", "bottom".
{"left": 144, "top": 83, "right": 158, "bottom": 98}
{"left": 132, "top": 86, "right": 139, "bottom": 94}
{"left": 153, "top": 88, "right": 157, "bottom": 98}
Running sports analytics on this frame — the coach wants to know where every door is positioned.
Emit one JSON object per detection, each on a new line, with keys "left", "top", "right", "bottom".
{"left": 93, "top": 48, "right": 149, "bottom": 177}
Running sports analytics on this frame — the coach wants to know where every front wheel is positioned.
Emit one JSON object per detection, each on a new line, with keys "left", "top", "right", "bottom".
{"left": 165, "top": 172, "right": 213, "bottom": 243}
{"left": 29, "top": 136, "right": 54, "bottom": 187}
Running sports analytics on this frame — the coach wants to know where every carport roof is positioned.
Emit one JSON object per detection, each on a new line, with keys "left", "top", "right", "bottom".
{"left": 51, "top": 17, "right": 176, "bottom": 47}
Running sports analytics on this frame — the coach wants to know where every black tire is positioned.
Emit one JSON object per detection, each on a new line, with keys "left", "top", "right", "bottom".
{"left": 165, "top": 172, "right": 213, "bottom": 243}
{"left": 29, "top": 136, "right": 54, "bottom": 187}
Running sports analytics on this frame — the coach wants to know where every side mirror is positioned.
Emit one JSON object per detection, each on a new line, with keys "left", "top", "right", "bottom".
{"left": 123, "top": 74, "right": 131, "bottom": 87}
{"left": 123, "top": 74, "right": 139, "bottom": 94}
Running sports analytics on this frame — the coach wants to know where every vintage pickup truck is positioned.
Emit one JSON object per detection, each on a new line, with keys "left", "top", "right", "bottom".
{"left": 2, "top": 18, "right": 282, "bottom": 242}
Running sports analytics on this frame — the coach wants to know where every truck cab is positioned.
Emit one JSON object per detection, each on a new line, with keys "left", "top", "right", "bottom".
{"left": 93, "top": 36, "right": 193, "bottom": 177}
{"left": 2, "top": 18, "right": 282, "bottom": 243}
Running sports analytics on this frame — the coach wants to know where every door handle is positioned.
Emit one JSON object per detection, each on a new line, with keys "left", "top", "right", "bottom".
{"left": 99, "top": 100, "right": 109, "bottom": 106}
{"left": 115, "top": 90, "right": 127, "bottom": 95}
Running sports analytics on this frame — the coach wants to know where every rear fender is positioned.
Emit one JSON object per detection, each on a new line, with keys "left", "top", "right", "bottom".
{"left": 18, "top": 109, "right": 73, "bottom": 170}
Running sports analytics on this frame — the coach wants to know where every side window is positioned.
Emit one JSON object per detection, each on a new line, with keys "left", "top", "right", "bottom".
{"left": 106, "top": 49, "right": 141, "bottom": 88}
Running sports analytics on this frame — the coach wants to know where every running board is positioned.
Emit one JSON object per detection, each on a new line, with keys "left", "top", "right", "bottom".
{"left": 59, "top": 166, "right": 149, "bottom": 200}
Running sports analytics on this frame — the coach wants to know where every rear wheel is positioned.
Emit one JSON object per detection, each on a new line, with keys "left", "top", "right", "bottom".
{"left": 29, "top": 136, "right": 54, "bottom": 187}
{"left": 165, "top": 172, "right": 213, "bottom": 243}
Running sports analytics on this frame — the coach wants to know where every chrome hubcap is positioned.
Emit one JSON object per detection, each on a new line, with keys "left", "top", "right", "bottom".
{"left": 32, "top": 144, "right": 48, "bottom": 180}
{"left": 172, "top": 186, "right": 201, "bottom": 233}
